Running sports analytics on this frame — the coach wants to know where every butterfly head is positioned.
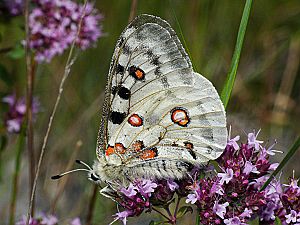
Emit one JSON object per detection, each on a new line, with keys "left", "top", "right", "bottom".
{"left": 51, "top": 159, "right": 105, "bottom": 184}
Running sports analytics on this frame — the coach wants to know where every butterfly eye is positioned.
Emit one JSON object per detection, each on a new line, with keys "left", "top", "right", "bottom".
{"left": 90, "top": 173, "right": 100, "bottom": 182}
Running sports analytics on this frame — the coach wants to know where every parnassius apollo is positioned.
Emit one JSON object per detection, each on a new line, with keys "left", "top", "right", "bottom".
{"left": 90, "top": 14, "right": 227, "bottom": 191}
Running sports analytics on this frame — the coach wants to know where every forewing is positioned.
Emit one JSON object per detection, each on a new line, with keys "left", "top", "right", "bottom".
{"left": 97, "top": 14, "right": 193, "bottom": 158}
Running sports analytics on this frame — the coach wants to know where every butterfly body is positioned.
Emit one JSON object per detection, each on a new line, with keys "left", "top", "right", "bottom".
{"left": 92, "top": 14, "right": 227, "bottom": 189}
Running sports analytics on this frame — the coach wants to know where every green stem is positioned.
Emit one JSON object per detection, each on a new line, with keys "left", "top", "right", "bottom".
{"left": 196, "top": 212, "right": 200, "bottom": 225}
{"left": 221, "top": 0, "right": 253, "bottom": 109}
{"left": 152, "top": 207, "right": 171, "bottom": 221}
{"left": 9, "top": 125, "right": 26, "bottom": 225}
{"left": 173, "top": 197, "right": 181, "bottom": 218}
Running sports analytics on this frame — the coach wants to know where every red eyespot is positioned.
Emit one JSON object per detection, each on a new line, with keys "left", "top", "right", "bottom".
{"left": 140, "top": 148, "right": 158, "bottom": 160}
{"left": 132, "top": 140, "right": 144, "bottom": 152}
{"left": 105, "top": 145, "right": 114, "bottom": 156}
{"left": 128, "top": 114, "right": 143, "bottom": 127}
{"left": 115, "top": 143, "right": 126, "bottom": 154}
{"left": 129, "top": 66, "right": 145, "bottom": 80}
{"left": 171, "top": 107, "right": 190, "bottom": 127}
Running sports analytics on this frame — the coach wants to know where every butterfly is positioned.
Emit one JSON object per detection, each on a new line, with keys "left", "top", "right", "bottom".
{"left": 53, "top": 14, "right": 227, "bottom": 195}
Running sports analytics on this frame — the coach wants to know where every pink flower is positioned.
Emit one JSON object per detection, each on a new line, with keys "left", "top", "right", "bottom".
{"left": 167, "top": 179, "right": 179, "bottom": 191}
{"left": 224, "top": 216, "right": 246, "bottom": 225}
{"left": 228, "top": 135, "right": 240, "bottom": 150}
{"left": 137, "top": 179, "right": 157, "bottom": 196}
{"left": 285, "top": 210, "right": 300, "bottom": 224}
{"left": 218, "top": 168, "right": 234, "bottom": 185}
{"left": 120, "top": 183, "right": 137, "bottom": 197}
{"left": 213, "top": 201, "right": 229, "bottom": 219}
{"left": 70, "top": 218, "right": 81, "bottom": 225}
{"left": 243, "top": 161, "right": 259, "bottom": 175}
{"left": 186, "top": 192, "right": 198, "bottom": 204}
{"left": 247, "top": 130, "right": 263, "bottom": 150}
{"left": 114, "top": 210, "right": 132, "bottom": 225}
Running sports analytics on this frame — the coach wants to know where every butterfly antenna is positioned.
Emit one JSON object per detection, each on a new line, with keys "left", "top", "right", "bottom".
{"left": 51, "top": 168, "right": 90, "bottom": 180}
{"left": 75, "top": 159, "right": 92, "bottom": 170}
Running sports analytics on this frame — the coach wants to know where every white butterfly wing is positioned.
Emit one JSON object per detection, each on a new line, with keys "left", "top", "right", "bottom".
{"left": 97, "top": 14, "right": 192, "bottom": 156}
{"left": 97, "top": 14, "right": 227, "bottom": 172}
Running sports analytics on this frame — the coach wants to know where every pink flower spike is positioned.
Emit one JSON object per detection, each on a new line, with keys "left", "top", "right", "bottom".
{"left": 213, "top": 201, "right": 229, "bottom": 219}
{"left": 248, "top": 130, "right": 263, "bottom": 150}
{"left": 218, "top": 168, "right": 234, "bottom": 185}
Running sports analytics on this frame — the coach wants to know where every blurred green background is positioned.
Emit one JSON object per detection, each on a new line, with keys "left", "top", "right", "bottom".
{"left": 0, "top": 0, "right": 299, "bottom": 224}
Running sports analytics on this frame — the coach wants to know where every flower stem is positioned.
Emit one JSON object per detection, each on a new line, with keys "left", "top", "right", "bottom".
{"left": 25, "top": 0, "right": 37, "bottom": 217}
{"left": 86, "top": 185, "right": 98, "bottom": 225}
{"left": 165, "top": 206, "right": 176, "bottom": 225}
{"left": 195, "top": 210, "right": 200, "bottom": 225}
{"left": 25, "top": 1, "right": 89, "bottom": 224}
{"left": 9, "top": 125, "right": 26, "bottom": 225}
{"left": 128, "top": 0, "right": 138, "bottom": 22}
{"left": 173, "top": 197, "right": 181, "bottom": 218}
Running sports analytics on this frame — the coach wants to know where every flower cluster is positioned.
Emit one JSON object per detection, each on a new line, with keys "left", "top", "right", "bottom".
{"left": 0, "top": 0, "right": 24, "bottom": 16}
{"left": 29, "top": 0, "right": 103, "bottom": 63}
{"left": 2, "top": 94, "right": 39, "bottom": 133}
{"left": 112, "top": 179, "right": 179, "bottom": 224}
{"left": 108, "top": 131, "right": 300, "bottom": 225}
{"left": 185, "top": 131, "right": 280, "bottom": 224}
{"left": 16, "top": 214, "right": 81, "bottom": 225}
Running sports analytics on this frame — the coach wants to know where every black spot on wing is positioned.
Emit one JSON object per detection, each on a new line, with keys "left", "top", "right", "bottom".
{"left": 151, "top": 56, "right": 161, "bottom": 66}
{"left": 116, "top": 64, "right": 125, "bottom": 74}
{"left": 154, "top": 67, "right": 162, "bottom": 77}
{"left": 118, "top": 86, "right": 131, "bottom": 100}
{"left": 109, "top": 111, "right": 127, "bottom": 124}
{"left": 146, "top": 49, "right": 154, "bottom": 58}
{"left": 123, "top": 44, "right": 131, "bottom": 55}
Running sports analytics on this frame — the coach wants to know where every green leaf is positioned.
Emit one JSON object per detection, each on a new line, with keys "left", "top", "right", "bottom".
{"left": 177, "top": 206, "right": 193, "bottom": 218}
{"left": 260, "top": 136, "right": 300, "bottom": 191}
{"left": 7, "top": 43, "right": 25, "bottom": 59}
{"left": 0, "top": 64, "right": 13, "bottom": 86}
{"left": 274, "top": 217, "right": 282, "bottom": 225}
{"left": 221, "top": 0, "right": 253, "bottom": 109}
